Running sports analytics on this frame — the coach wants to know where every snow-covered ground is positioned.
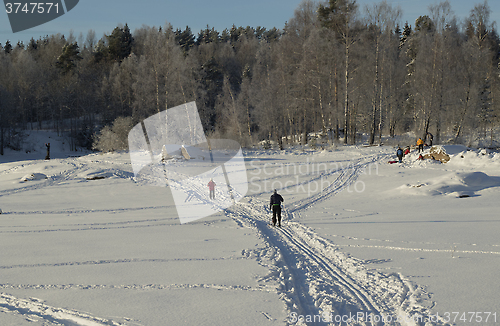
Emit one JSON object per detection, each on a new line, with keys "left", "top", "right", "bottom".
{"left": 1, "top": 131, "right": 499, "bottom": 325}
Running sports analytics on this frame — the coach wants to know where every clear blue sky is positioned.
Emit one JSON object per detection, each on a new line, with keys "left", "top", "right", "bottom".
{"left": 1, "top": 0, "right": 500, "bottom": 46}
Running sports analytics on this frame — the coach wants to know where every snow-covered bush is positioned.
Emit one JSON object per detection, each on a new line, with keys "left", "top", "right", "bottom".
{"left": 92, "top": 116, "right": 133, "bottom": 152}
{"left": 5, "top": 129, "right": 25, "bottom": 151}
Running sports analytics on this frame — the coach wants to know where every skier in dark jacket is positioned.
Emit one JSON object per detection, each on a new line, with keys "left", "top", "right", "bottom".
{"left": 270, "top": 189, "right": 284, "bottom": 227}
{"left": 426, "top": 132, "right": 434, "bottom": 146}
{"left": 397, "top": 147, "right": 404, "bottom": 163}
{"left": 45, "top": 143, "right": 50, "bottom": 160}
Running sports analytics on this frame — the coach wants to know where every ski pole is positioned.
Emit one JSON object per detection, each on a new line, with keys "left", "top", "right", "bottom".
{"left": 282, "top": 203, "right": 286, "bottom": 226}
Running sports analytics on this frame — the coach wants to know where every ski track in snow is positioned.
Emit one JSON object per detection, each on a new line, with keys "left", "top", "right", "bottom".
{"left": 0, "top": 257, "right": 248, "bottom": 270}
{"left": 227, "top": 153, "right": 450, "bottom": 325}
{"left": 0, "top": 157, "right": 134, "bottom": 198}
{"left": 0, "top": 293, "right": 130, "bottom": 326}
{"left": 288, "top": 154, "right": 381, "bottom": 212}
{"left": 1, "top": 151, "right": 453, "bottom": 325}
{"left": 0, "top": 216, "right": 184, "bottom": 234}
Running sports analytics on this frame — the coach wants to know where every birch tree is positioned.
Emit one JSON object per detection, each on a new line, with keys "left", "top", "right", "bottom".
{"left": 364, "top": 1, "right": 402, "bottom": 144}
{"left": 318, "top": 0, "right": 361, "bottom": 144}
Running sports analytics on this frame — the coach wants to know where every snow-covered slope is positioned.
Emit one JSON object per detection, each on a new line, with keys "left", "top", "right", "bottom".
{"left": 1, "top": 137, "right": 499, "bottom": 325}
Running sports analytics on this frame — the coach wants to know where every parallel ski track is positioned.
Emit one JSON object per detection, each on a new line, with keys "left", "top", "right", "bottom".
{"left": 0, "top": 160, "right": 81, "bottom": 197}
{"left": 288, "top": 153, "right": 385, "bottom": 213}
{"left": 228, "top": 203, "right": 387, "bottom": 326}
{"left": 227, "top": 152, "right": 448, "bottom": 325}
{"left": 228, "top": 204, "right": 328, "bottom": 325}
{"left": 0, "top": 158, "right": 133, "bottom": 198}
{"left": 245, "top": 155, "right": 375, "bottom": 198}
{"left": 158, "top": 150, "right": 405, "bottom": 325}
{"left": 0, "top": 293, "right": 130, "bottom": 326}
{"left": 277, "top": 225, "right": 384, "bottom": 315}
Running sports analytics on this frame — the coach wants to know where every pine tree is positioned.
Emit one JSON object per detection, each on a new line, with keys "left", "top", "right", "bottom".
{"left": 399, "top": 22, "right": 411, "bottom": 49}
{"left": 415, "top": 15, "right": 435, "bottom": 33}
{"left": 56, "top": 42, "right": 83, "bottom": 74}
{"left": 4, "top": 41, "right": 12, "bottom": 54}
{"left": 27, "top": 38, "right": 38, "bottom": 53}
{"left": 106, "top": 24, "right": 134, "bottom": 62}
{"left": 263, "top": 28, "right": 281, "bottom": 43}
{"left": 199, "top": 57, "right": 224, "bottom": 129}
{"left": 175, "top": 26, "right": 195, "bottom": 54}
{"left": 197, "top": 26, "right": 220, "bottom": 45}
{"left": 220, "top": 29, "right": 230, "bottom": 43}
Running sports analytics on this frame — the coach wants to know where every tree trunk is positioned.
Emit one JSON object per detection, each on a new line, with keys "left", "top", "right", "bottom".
{"left": 370, "top": 37, "right": 380, "bottom": 145}
{"left": 316, "top": 61, "right": 327, "bottom": 137}
{"left": 0, "top": 125, "right": 4, "bottom": 156}
{"left": 378, "top": 50, "right": 385, "bottom": 144}
{"left": 455, "top": 82, "right": 471, "bottom": 143}
{"left": 344, "top": 41, "right": 349, "bottom": 145}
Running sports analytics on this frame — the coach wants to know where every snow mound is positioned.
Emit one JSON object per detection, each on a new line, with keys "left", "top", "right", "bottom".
{"left": 20, "top": 172, "right": 48, "bottom": 182}
{"left": 448, "top": 147, "right": 500, "bottom": 168}
{"left": 400, "top": 144, "right": 500, "bottom": 169}
{"left": 440, "top": 144, "right": 469, "bottom": 155}
{"left": 399, "top": 171, "right": 500, "bottom": 197}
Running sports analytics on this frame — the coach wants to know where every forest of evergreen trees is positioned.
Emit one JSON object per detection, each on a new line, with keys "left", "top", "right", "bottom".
{"left": 1, "top": 0, "right": 500, "bottom": 154}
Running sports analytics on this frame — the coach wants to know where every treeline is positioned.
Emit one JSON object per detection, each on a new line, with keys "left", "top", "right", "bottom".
{"left": 1, "top": 0, "right": 500, "bottom": 154}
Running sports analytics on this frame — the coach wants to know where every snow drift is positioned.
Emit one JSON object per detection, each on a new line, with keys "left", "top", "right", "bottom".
{"left": 399, "top": 171, "right": 500, "bottom": 197}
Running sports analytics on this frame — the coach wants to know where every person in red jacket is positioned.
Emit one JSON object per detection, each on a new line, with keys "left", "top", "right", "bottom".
{"left": 207, "top": 179, "right": 216, "bottom": 199}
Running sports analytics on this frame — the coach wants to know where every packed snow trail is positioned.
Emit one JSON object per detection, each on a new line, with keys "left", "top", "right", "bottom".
{"left": 288, "top": 154, "right": 382, "bottom": 212}
{"left": 122, "top": 149, "right": 448, "bottom": 325}
{"left": 228, "top": 203, "right": 444, "bottom": 325}
{"left": 226, "top": 153, "right": 449, "bottom": 325}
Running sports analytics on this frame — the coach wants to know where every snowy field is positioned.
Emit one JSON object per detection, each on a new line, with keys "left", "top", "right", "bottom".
{"left": 1, "top": 131, "right": 500, "bottom": 325}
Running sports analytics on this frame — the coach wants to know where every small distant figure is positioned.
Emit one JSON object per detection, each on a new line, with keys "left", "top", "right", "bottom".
{"left": 270, "top": 189, "right": 284, "bottom": 227}
{"left": 426, "top": 132, "right": 434, "bottom": 146}
{"left": 397, "top": 147, "right": 404, "bottom": 163}
{"left": 45, "top": 143, "right": 50, "bottom": 160}
{"left": 207, "top": 179, "right": 216, "bottom": 199}
{"left": 404, "top": 146, "right": 410, "bottom": 156}
{"left": 417, "top": 138, "right": 424, "bottom": 153}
